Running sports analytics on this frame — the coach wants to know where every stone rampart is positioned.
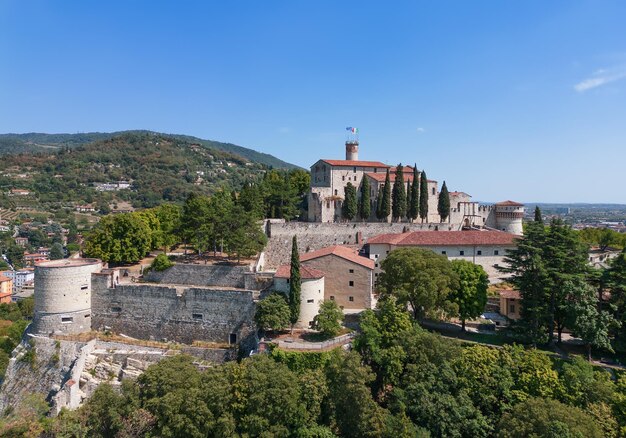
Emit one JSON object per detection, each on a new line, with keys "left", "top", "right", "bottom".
{"left": 144, "top": 263, "right": 250, "bottom": 289}
{"left": 91, "top": 275, "right": 257, "bottom": 348}
{"left": 265, "top": 221, "right": 459, "bottom": 269}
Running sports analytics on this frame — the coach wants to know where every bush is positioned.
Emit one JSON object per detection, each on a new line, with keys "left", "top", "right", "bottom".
{"left": 149, "top": 253, "right": 173, "bottom": 272}
{"left": 312, "top": 301, "right": 344, "bottom": 338}
{"left": 255, "top": 293, "right": 291, "bottom": 332}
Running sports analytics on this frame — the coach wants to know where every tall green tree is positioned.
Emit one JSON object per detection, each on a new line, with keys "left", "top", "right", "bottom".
{"left": 380, "top": 169, "right": 391, "bottom": 222}
{"left": 376, "top": 186, "right": 384, "bottom": 221}
{"left": 49, "top": 242, "right": 65, "bottom": 260}
{"left": 255, "top": 293, "right": 291, "bottom": 332}
{"left": 391, "top": 164, "right": 407, "bottom": 222}
{"left": 500, "top": 220, "right": 549, "bottom": 345}
{"left": 154, "top": 203, "right": 182, "bottom": 252}
{"left": 408, "top": 165, "right": 419, "bottom": 222}
{"left": 289, "top": 236, "right": 301, "bottom": 330}
{"left": 438, "top": 181, "right": 450, "bottom": 222}
{"left": 450, "top": 260, "right": 489, "bottom": 331}
{"left": 564, "top": 278, "right": 616, "bottom": 360}
{"left": 358, "top": 176, "right": 371, "bottom": 221}
{"left": 405, "top": 180, "right": 412, "bottom": 221}
{"left": 342, "top": 182, "right": 358, "bottom": 221}
{"left": 312, "top": 300, "right": 344, "bottom": 338}
{"left": 534, "top": 205, "right": 542, "bottom": 223}
{"left": 378, "top": 248, "right": 459, "bottom": 320}
{"left": 608, "top": 248, "right": 626, "bottom": 349}
{"left": 84, "top": 213, "right": 152, "bottom": 264}
{"left": 419, "top": 170, "right": 429, "bottom": 222}
{"left": 223, "top": 205, "right": 267, "bottom": 262}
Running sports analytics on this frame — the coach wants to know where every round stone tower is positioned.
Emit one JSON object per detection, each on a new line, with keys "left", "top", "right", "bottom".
{"left": 494, "top": 201, "right": 524, "bottom": 235}
{"left": 32, "top": 258, "right": 102, "bottom": 335}
{"left": 345, "top": 141, "right": 359, "bottom": 161}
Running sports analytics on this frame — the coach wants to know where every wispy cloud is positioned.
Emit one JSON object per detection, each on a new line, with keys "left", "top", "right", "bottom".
{"left": 574, "top": 66, "right": 626, "bottom": 92}
{"left": 416, "top": 127, "right": 425, "bottom": 133}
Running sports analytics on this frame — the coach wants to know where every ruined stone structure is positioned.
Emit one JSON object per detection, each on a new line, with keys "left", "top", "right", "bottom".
{"left": 306, "top": 140, "right": 524, "bottom": 236}
{"left": 32, "top": 259, "right": 103, "bottom": 335}
{"left": 91, "top": 270, "right": 257, "bottom": 349}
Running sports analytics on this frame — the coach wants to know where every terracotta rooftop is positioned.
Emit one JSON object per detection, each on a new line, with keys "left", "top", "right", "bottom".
{"left": 498, "top": 290, "right": 520, "bottom": 299}
{"left": 496, "top": 200, "right": 524, "bottom": 207}
{"left": 274, "top": 264, "right": 325, "bottom": 279}
{"left": 300, "top": 245, "right": 375, "bottom": 269}
{"left": 320, "top": 159, "right": 389, "bottom": 168}
{"left": 365, "top": 170, "right": 437, "bottom": 184}
{"left": 449, "top": 191, "right": 471, "bottom": 197}
{"left": 367, "top": 230, "right": 517, "bottom": 246}
{"left": 0, "top": 275, "right": 11, "bottom": 282}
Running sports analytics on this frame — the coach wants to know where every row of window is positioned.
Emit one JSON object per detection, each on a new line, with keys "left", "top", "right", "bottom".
{"left": 329, "top": 296, "right": 355, "bottom": 302}
{"left": 374, "top": 249, "right": 500, "bottom": 261}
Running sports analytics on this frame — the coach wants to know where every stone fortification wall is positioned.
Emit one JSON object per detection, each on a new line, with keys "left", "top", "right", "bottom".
{"left": 144, "top": 263, "right": 250, "bottom": 289}
{"left": 91, "top": 275, "right": 256, "bottom": 348}
{"left": 264, "top": 221, "right": 459, "bottom": 270}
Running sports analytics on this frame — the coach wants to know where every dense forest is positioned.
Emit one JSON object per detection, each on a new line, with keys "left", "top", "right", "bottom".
{"left": 0, "top": 131, "right": 298, "bottom": 170}
{"left": 0, "top": 132, "right": 297, "bottom": 209}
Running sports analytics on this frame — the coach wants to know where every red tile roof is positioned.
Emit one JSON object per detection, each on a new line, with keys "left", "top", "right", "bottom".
{"left": 274, "top": 264, "right": 325, "bottom": 279}
{"left": 449, "top": 191, "right": 471, "bottom": 197}
{"left": 498, "top": 290, "right": 520, "bottom": 299}
{"left": 0, "top": 275, "right": 11, "bottom": 283}
{"left": 365, "top": 170, "right": 437, "bottom": 184}
{"left": 320, "top": 159, "right": 389, "bottom": 168}
{"left": 496, "top": 200, "right": 524, "bottom": 207}
{"left": 367, "top": 230, "right": 517, "bottom": 246}
{"left": 300, "top": 245, "right": 375, "bottom": 269}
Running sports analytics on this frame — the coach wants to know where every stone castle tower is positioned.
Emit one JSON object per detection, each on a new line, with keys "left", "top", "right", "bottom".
{"left": 32, "top": 258, "right": 102, "bottom": 335}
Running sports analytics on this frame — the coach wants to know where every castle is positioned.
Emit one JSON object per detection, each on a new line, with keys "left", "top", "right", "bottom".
{"left": 307, "top": 140, "right": 524, "bottom": 235}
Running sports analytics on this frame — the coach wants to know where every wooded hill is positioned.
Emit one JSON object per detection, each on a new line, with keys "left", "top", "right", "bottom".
{"left": 0, "top": 132, "right": 294, "bottom": 210}
{"left": 0, "top": 130, "right": 298, "bottom": 170}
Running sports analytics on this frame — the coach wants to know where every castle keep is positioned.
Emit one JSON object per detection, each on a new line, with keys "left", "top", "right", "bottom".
{"left": 307, "top": 140, "right": 524, "bottom": 235}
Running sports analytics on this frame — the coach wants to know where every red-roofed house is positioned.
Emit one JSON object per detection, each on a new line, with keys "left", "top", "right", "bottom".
{"left": 366, "top": 230, "right": 517, "bottom": 283}
{"left": 276, "top": 245, "right": 375, "bottom": 314}
{"left": 274, "top": 265, "right": 325, "bottom": 328}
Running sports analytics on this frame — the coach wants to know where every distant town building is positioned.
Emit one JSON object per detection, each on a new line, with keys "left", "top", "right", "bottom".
{"left": 94, "top": 181, "right": 131, "bottom": 191}
{"left": 14, "top": 237, "right": 29, "bottom": 247}
{"left": 0, "top": 274, "right": 13, "bottom": 304}
{"left": 8, "top": 189, "right": 31, "bottom": 196}
{"left": 24, "top": 253, "right": 49, "bottom": 266}
{"left": 1, "top": 269, "right": 35, "bottom": 294}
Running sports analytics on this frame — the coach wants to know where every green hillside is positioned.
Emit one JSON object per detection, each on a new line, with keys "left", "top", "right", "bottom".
{"left": 0, "top": 130, "right": 299, "bottom": 169}
{"left": 0, "top": 132, "right": 276, "bottom": 210}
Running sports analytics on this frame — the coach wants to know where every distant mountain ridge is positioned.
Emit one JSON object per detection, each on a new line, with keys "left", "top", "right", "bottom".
{"left": 0, "top": 130, "right": 299, "bottom": 169}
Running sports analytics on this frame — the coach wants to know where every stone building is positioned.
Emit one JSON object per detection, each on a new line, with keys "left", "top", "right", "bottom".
{"left": 273, "top": 265, "right": 325, "bottom": 329}
{"left": 366, "top": 230, "right": 517, "bottom": 283}
{"left": 499, "top": 290, "right": 521, "bottom": 320}
{"left": 306, "top": 140, "right": 524, "bottom": 236}
{"left": 296, "top": 245, "right": 375, "bottom": 313}
{"left": 32, "top": 259, "right": 103, "bottom": 335}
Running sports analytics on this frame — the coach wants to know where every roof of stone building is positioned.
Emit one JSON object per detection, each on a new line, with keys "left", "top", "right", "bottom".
{"left": 367, "top": 230, "right": 517, "bottom": 246}
{"left": 300, "top": 245, "right": 375, "bottom": 269}
{"left": 0, "top": 275, "right": 11, "bottom": 282}
{"left": 449, "top": 191, "right": 471, "bottom": 197}
{"left": 495, "top": 200, "right": 524, "bottom": 206}
{"left": 274, "top": 264, "right": 325, "bottom": 279}
{"left": 319, "top": 159, "right": 390, "bottom": 168}
{"left": 498, "top": 290, "right": 520, "bottom": 299}
{"left": 365, "top": 169, "right": 437, "bottom": 184}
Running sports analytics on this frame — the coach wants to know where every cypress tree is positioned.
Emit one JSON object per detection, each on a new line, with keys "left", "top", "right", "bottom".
{"left": 419, "top": 170, "right": 429, "bottom": 222}
{"left": 534, "top": 206, "right": 543, "bottom": 223}
{"left": 289, "top": 235, "right": 301, "bottom": 330}
{"left": 380, "top": 169, "right": 391, "bottom": 221}
{"left": 376, "top": 186, "right": 384, "bottom": 220}
{"left": 438, "top": 181, "right": 451, "bottom": 222}
{"left": 342, "top": 182, "right": 358, "bottom": 221}
{"left": 409, "top": 165, "right": 419, "bottom": 222}
{"left": 391, "top": 164, "right": 407, "bottom": 221}
{"left": 405, "top": 180, "right": 412, "bottom": 221}
{"left": 359, "top": 176, "right": 371, "bottom": 221}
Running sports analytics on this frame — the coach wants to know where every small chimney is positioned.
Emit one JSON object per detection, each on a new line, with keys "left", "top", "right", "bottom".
{"left": 345, "top": 141, "right": 359, "bottom": 161}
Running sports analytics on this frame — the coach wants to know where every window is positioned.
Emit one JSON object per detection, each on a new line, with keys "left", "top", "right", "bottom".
{"left": 375, "top": 263, "right": 378, "bottom": 268}
{"left": 494, "top": 250, "right": 499, "bottom": 255}
{"left": 386, "top": 251, "right": 389, "bottom": 254}
{"left": 477, "top": 250, "right": 482, "bottom": 256}
{"left": 349, "top": 296, "right": 354, "bottom": 302}
{"left": 330, "top": 296, "right": 335, "bottom": 300}
{"left": 460, "top": 250, "right": 465, "bottom": 256}
{"left": 192, "top": 313, "right": 203, "bottom": 320}
{"left": 229, "top": 333, "right": 237, "bottom": 344}
{"left": 84, "top": 314, "right": 90, "bottom": 318}
{"left": 375, "top": 254, "right": 379, "bottom": 258}
{"left": 61, "top": 317, "right": 73, "bottom": 323}
{"left": 334, "top": 189, "right": 338, "bottom": 195}
{"left": 342, "top": 176, "right": 345, "bottom": 181}
{"left": 375, "top": 273, "right": 379, "bottom": 276}
{"left": 307, "top": 299, "right": 314, "bottom": 303}
{"left": 286, "top": 278, "right": 290, "bottom": 284}
{"left": 111, "top": 306, "right": 122, "bottom": 313}
{"left": 509, "top": 304, "right": 516, "bottom": 313}
{"left": 80, "top": 284, "right": 88, "bottom": 290}
{"left": 349, "top": 269, "right": 354, "bottom": 273}
{"left": 349, "top": 281, "right": 354, "bottom": 287}
{"left": 441, "top": 251, "right": 447, "bottom": 255}
{"left": 432, "top": 187, "right": 436, "bottom": 195}
{"left": 374, "top": 168, "right": 377, "bottom": 173}
{"left": 353, "top": 167, "right": 356, "bottom": 172}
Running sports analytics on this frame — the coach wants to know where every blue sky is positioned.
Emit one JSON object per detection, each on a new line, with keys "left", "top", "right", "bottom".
{"left": 1, "top": 1, "right": 625, "bottom": 203}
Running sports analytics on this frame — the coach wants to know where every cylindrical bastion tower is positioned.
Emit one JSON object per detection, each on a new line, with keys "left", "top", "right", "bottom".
{"left": 32, "top": 258, "right": 102, "bottom": 335}
{"left": 494, "top": 201, "right": 524, "bottom": 235}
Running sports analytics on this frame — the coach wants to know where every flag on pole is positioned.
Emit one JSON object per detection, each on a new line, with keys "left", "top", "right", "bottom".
{"left": 345, "top": 127, "right": 358, "bottom": 134}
